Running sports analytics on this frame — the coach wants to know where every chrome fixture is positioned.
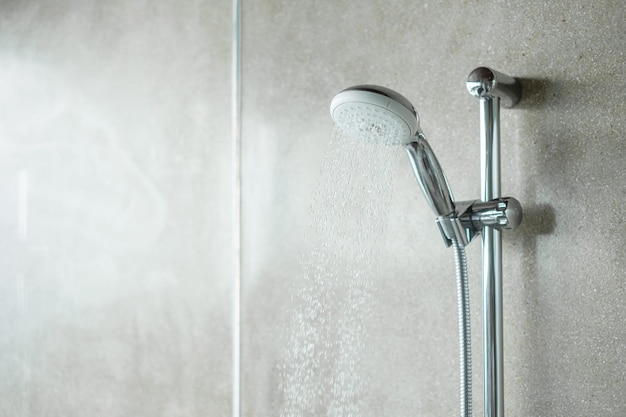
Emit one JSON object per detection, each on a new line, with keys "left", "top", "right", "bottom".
{"left": 330, "top": 67, "right": 522, "bottom": 417}
{"left": 466, "top": 67, "right": 522, "bottom": 417}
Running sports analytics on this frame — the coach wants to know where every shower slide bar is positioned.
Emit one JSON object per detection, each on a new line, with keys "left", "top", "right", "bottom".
{"left": 466, "top": 67, "right": 522, "bottom": 417}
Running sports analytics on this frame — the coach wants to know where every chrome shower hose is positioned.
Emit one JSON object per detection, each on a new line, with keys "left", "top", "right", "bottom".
{"left": 452, "top": 239, "right": 472, "bottom": 417}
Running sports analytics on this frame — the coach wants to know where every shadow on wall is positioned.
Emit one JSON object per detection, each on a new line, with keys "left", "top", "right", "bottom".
{"left": 511, "top": 72, "right": 626, "bottom": 415}
{"left": 516, "top": 78, "right": 549, "bottom": 109}
{"left": 510, "top": 76, "right": 558, "bottom": 415}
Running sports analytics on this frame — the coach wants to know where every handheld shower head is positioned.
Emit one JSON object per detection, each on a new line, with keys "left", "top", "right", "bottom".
{"left": 330, "top": 85, "right": 456, "bottom": 217}
{"left": 330, "top": 85, "right": 419, "bottom": 145}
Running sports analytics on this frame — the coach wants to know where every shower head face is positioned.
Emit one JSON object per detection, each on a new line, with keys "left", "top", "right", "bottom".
{"left": 330, "top": 85, "right": 419, "bottom": 145}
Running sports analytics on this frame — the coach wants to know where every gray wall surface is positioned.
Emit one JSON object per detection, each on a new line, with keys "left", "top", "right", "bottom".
{"left": 241, "top": 1, "right": 626, "bottom": 417}
{"left": 1, "top": 1, "right": 625, "bottom": 417}
{"left": 0, "top": 1, "right": 233, "bottom": 416}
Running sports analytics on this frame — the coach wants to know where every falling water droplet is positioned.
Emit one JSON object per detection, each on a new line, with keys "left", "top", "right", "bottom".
{"left": 280, "top": 122, "right": 401, "bottom": 416}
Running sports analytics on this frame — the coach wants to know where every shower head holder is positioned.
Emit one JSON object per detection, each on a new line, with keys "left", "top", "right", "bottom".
{"left": 437, "top": 197, "right": 523, "bottom": 247}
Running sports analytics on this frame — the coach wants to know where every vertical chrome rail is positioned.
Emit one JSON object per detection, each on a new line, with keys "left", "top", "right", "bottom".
{"left": 480, "top": 96, "right": 503, "bottom": 417}
{"left": 467, "top": 68, "right": 521, "bottom": 417}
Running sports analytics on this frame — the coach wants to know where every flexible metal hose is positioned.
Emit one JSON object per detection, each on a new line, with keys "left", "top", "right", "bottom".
{"left": 452, "top": 238, "right": 472, "bottom": 417}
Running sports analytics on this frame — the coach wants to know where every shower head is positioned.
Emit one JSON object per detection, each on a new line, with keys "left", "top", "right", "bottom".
{"left": 330, "top": 84, "right": 456, "bottom": 217}
{"left": 330, "top": 85, "right": 419, "bottom": 145}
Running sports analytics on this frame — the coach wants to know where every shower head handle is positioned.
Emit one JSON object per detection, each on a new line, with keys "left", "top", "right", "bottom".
{"left": 404, "top": 135, "right": 456, "bottom": 218}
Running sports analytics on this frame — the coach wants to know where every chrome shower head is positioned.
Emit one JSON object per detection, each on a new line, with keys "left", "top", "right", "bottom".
{"left": 330, "top": 85, "right": 419, "bottom": 145}
{"left": 330, "top": 84, "right": 456, "bottom": 217}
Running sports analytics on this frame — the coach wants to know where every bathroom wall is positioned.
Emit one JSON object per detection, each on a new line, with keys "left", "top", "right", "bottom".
{"left": 2, "top": 1, "right": 624, "bottom": 416}
{"left": 0, "top": 1, "right": 233, "bottom": 415}
{"left": 241, "top": 1, "right": 626, "bottom": 417}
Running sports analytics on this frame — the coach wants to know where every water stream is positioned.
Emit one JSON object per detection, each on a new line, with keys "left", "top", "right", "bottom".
{"left": 280, "top": 125, "right": 402, "bottom": 417}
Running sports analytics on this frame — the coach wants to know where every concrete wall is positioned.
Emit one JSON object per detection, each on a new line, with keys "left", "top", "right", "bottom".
{"left": 0, "top": 1, "right": 233, "bottom": 415}
{"left": 1, "top": 1, "right": 624, "bottom": 416}
{"left": 242, "top": 1, "right": 626, "bottom": 416}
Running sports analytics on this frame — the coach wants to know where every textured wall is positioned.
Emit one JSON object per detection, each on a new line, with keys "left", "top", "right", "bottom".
{"left": 242, "top": 1, "right": 626, "bottom": 417}
{"left": 0, "top": 1, "right": 233, "bottom": 415}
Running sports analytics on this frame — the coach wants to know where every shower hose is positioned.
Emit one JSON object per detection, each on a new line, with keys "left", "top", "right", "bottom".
{"left": 452, "top": 239, "right": 472, "bottom": 417}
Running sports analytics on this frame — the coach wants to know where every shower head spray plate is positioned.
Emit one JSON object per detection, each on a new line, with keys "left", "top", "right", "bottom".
{"left": 330, "top": 85, "right": 419, "bottom": 145}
